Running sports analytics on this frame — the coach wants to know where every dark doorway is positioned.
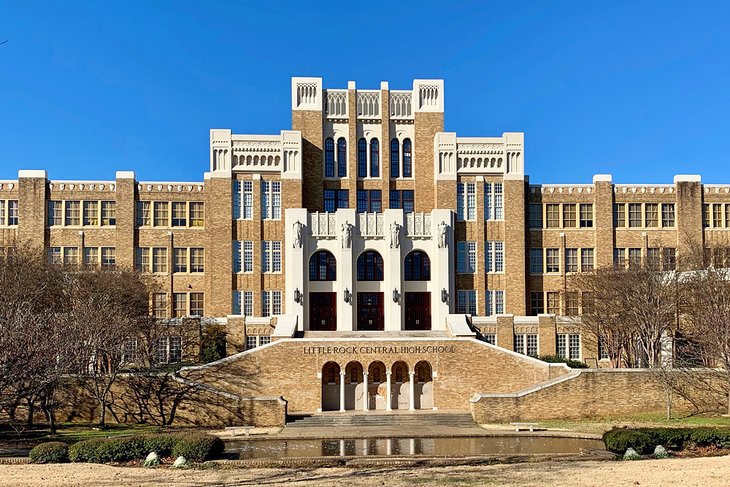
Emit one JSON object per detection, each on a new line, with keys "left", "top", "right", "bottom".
{"left": 357, "top": 292, "right": 384, "bottom": 331}
{"left": 404, "top": 292, "right": 431, "bottom": 330}
{"left": 310, "top": 292, "right": 336, "bottom": 331}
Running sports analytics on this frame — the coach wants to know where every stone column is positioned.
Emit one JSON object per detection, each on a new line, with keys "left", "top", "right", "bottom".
{"left": 339, "top": 372, "right": 346, "bottom": 412}
{"left": 362, "top": 372, "right": 369, "bottom": 411}
{"left": 385, "top": 371, "right": 392, "bottom": 411}
{"left": 408, "top": 371, "right": 416, "bottom": 411}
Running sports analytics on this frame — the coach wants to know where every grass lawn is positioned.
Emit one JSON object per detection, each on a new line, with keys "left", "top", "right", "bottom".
{"left": 0, "top": 423, "right": 173, "bottom": 448}
{"left": 521, "top": 412, "right": 730, "bottom": 434}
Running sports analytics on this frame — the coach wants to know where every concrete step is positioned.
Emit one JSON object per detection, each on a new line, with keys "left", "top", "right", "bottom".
{"left": 286, "top": 412, "right": 476, "bottom": 428}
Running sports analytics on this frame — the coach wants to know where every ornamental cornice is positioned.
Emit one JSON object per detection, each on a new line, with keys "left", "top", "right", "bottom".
{"left": 137, "top": 183, "right": 205, "bottom": 193}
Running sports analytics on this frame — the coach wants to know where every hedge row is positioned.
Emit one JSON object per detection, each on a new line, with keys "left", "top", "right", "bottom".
{"left": 31, "top": 433, "right": 224, "bottom": 464}
{"left": 537, "top": 355, "right": 589, "bottom": 369}
{"left": 603, "top": 427, "right": 730, "bottom": 454}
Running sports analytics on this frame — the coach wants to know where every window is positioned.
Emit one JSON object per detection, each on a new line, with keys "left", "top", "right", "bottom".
{"left": 529, "top": 248, "right": 543, "bottom": 274}
{"left": 190, "top": 293, "right": 204, "bottom": 316}
{"left": 557, "top": 334, "right": 581, "bottom": 360}
{"left": 242, "top": 181, "right": 253, "bottom": 219}
{"left": 579, "top": 204, "right": 593, "bottom": 228}
{"left": 236, "top": 241, "right": 254, "bottom": 273}
{"left": 83, "top": 201, "right": 98, "bottom": 226}
{"left": 173, "top": 248, "right": 188, "bottom": 273}
{"left": 101, "top": 247, "right": 115, "bottom": 267}
{"left": 404, "top": 250, "right": 430, "bottom": 281}
{"left": 662, "top": 203, "right": 675, "bottom": 228}
{"left": 482, "top": 334, "right": 496, "bottom": 345}
{"left": 545, "top": 204, "right": 560, "bottom": 228}
{"left": 84, "top": 247, "right": 99, "bottom": 266}
{"left": 457, "top": 182, "right": 476, "bottom": 220}
{"left": 152, "top": 293, "right": 168, "bottom": 317}
{"left": 403, "top": 138, "right": 412, "bottom": 177}
{"left": 486, "top": 241, "right": 504, "bottom": 273}
{"left": 246, "top": 336, "right": 258, "bottom": 350}
{"left": 663, "top": 248, "right": 677, "bottom": 271}
{"left": 233, "top": 290, "right": 254, "bottom": 316}
{"left": 262, "top": 241, "right": 282, "bottom": 273}
{"left": 565, "top": 248, "right": 578, "bottom": 273}
{"left": 530, "top": 292, "right": 544, "bottom": 315}
{"left": 647, "top": 248, "right": 660, "bottom": 270}
{"left": 310, "top": 250, "right": 336, "bottom": 281}
{"left": 581, "top": 292, "right": 594, "bottom": 315}
{"left": 713, "top": 204, "right": 724, "bottom": 228}
{"left": 563, "top": 204, "right": 576, "bottom": 228}
{"left": 169, "top": 336, "right": 182, "bottom": 362}
{"left": 261, "top": 181, "right": 281, "bottom": 219}
{"left": 189, "top": 202, "right": 204, "bottom": 227}
{"left": 152, "top": 247, "right": 168, "bottom": 273}
{"left": 136, "top": 201, "right": 151, "bottom": 227}
{"left": 262, "top": 290, "right": 282, "bottom": 317}
{"left": 457, "top": 241, "right": 477, "bottom": 274}
{"left": 154, "top": 202, "right": 169, "bottom": 227}
{"left": 598, "top": 336, "right": 609, "bottom": 360}
{"left": 122, "top": 338, "right": 138, "bottom": 362}
{"left": 63, "top": 247, "right": 79, "bottom": 266}
{"left": 48, "top": 247, "right": 61, "bottom": 265}
{"left": 614, "top": 203, "right": 625, "bottom": 227}
{"left": 628, "top": 203, "right": 642, "bottom": 227}
{"left": 100, "top": 201, "right": 116, "bottom": 226}
{"left": 324, "top": 189, "right": 349, "bottom": 212}
{"left": 172, "top": 202, "right": 187, "bottom": 226}
{"left": 614, "top": 248, "right": 626, "bottom": 268}
{"left": 357, "top": 190, "right": 381, "bottom": 213}
{"left": 173, "top": 293, "right": 187, "bottom": 318}
{"left": 135, "top": 248, "right": 150, "bottom": 272}
{"left": 5, "top": 200, "right": 17, "bottom": 225}
{"left": 645, "top": 203, "right": 658, "bottom": 228}
{"left": 528, "top": 204, "right": 542, "bottom": 228}
{"left": 390, "top": 138, "right": 400, "bottom": 178}
{"left": 545, "top": 248, "right": 560, "bottom": 273}
{"left": 457, "top": 290, "right": 477, "bottom": 315}
{"left": 370, "top": 138, "right": 379, "bottom": 177}
{"left": 357, "top": 138, "right": 367, "bottom": 177}
{"left": 324, "top": 137, "right": 335, "bottom": 177}
{"left": 48, "top": 201, "right": 62, "bottom": 226}
{"left": 337, "top": 138, "right": 347, "bottom": 177}
{"left": 389, "top": 190, "right": 414, "bottom": 213}
{"left": 546, "top": 292, "right": 560, "bottom": 314}
{"left": 515, "top": 334, "right": 538, "bottom": 356}
{"left": 357, "top": 250, "right": 384, "bottom": 281}
{"left": 565, "top": 292, "right": 579, "bottom": 316}
{"left": 703, "top": 204, "right": 710, "bottom": 228}
{"left": 581, "top": 248, "right": 594, "bottom": 272}
{"left": 484, "top": 182, "right": 503, "bottom": 220}
{"left": 65, "top": 200, "right": 80, "bottom": 226}
{"left": 628, "top": 248, "right": 642, "bottom": 268}
{"left": 485, "top": 290, "right": 505, "bottom": 316}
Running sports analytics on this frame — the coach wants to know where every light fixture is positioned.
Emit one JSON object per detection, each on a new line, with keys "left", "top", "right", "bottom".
{"left": 294, "top": 288, "right": 303, "bottom": 304}
{"left": 344, "top": 288, "right": 351, "bottom": 304}
{"left": 393, "top": 288, "right": 400, "bottom": 303}
{"left": 441, "top": 288, "right": 449, "bottom": 304}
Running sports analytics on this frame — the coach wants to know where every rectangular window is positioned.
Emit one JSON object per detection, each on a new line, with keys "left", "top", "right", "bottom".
{"left": 152, "top": 247, "right": 168, "bottom": 273}
{"left": 402, "top": 190, "right": 414, "bottom": 213}
{"left": 152, "top": 293, "right": 168, "bottom": 317}
{"left": 726, "top": 204, "right": 730, "bottom": 229}
{"left": 457, "top": 182, "right": 476, "bottom": 221}
{"left": 663, "top": 248, "right": 677, "bottom": 271}
{"left": 63, "top": 247, "right": 79, "bottom": 266}
{"left": 582, "top": 292, "right": 593, "bottom": 316}
{"left": 526, "top": 334, "right": 538, "bottom": 356}
{"left": 48, "top": 201, "right": 62, "bottom": 226}
{"left": 628, "top": 203, "right": 642, "bottom": 228}
{"left": 172, "top": 202, "right": 187, "bottom": 226}
{"left": 530, "top": 292, "right": 544, "bottom": 315}
{"left": 242, "top": 181, "right": 253, "bottom": 219}
{"left": 714, "top": 204, "right": 724, "bottom": 228}
{"left": 0, "top": 201, "right": 5, "bottom": 225}
{"left": 645, "top": 203, "right": 658, "bottom": 228}
{"left": 703, "top": 204, "right": 710, "bottom": 228}
{"left": 169, "top": 336, "right": 182, "bottom": 362}
{"left": 261, "top": 181, "right": 282, "bottom": 219}
{"left": 557, "top": 334, "right": 567, "bottom": 359}
{"left": 83, "top": 201, "right": 99, "bottom": 226}
{"left": 260, "top": 336, "right": 271, "bottom": 346}
{"left": 614, "top": 203, "right": 625, "bottom": 228}
{"left": 562, "top": 204, "right": 576, "bottom": 228}
{"left": 647, "top": 248, "right": 660, "bottom": 270}
{"left": 662, "top": 203, "right": 675, "bottom": 228}
{"left": 173, "top": 293, "right": 187, "bottom": 318}
{"left": 545, "top": 204, "right": 560, "bottom": 228}
{"left": 467, "top": 182, "right": 478, "bottom": 219}
{"left": 246, "top": 336, "right": 258, "bottom": 350}
{"left": 569, "top": 334, "right": 581, "bottom": 360}
{"left": 189, "top": 202, "right": 204, "bottom": 227}
{"left": 493, "top": 183, "right": 503, "bottom": 220}
{"left": 7, "top": 200, "right": 17, "bottom": 225}
{"left": 154, "top": 202, "right": 169, "bottom": 227}
{"left": 515, "top": 334, "right": 538, "bottom": 356}
{"left": 357, "top": 190, "right": 381, "bottom": 213}
{"left": 84, "top": 246, "right": 99, "bottom": 266}
{"left": 565, "top": 248, "right": 578, "bottom": 273}
{"left": 65, "top": 200, "right": 80, "bottom": 226}
{"left": 136, "top": 201, "right": 151, "bottom": 227}
{"left": 262, "top": 290, "right": 283, "bottom": 317}
{"left": 581, "top": 248, "right": 594, "bottom": 272}
{"left": 486, "top": 241, "right": 504, "bottom": 273}
{"left": 485, "top": 290, "right": 504, "bottom": 316}
{"left": 545, "top": 248, "right": 560, "bottom": 273}
{"left": 565, "top": 292, "right": 579, "bottom": 316}
{"left": 546, "top": 291, "right": 560, "bottom": 315}
{"left": 234, "top": 290, "right": 254, "bottom": 316}
{"left": 98, "top": 201, "right": 114, "bottom": 226}
{"left": 457, "top": 241, "right": 477, "bottom": 274}
{"left": 628, "top": 248, "right": 642, "bottom": 268}
{"left": 135, "top": 247, "right": 150, "bottom": 272}
{"left": 614, "top": 248, "right": 626, "bottom": 268}
{"left": 529, "top": 248, "right": 543, "bottom": 274}
{"left": 263, "top": 241, "right": 282, "bottom": 273}
{"left": 457, "top": 290, "right": 477, "bottom": 315}
{"left": 190, "top": 248, "right": 204, "bottom": 273}
{"left": 173, "top": 248, "right": 188, "bottom": 273}
{"left": 324, "top": 189, "right": 349, "bottom": 212}
{"left": 101, "top": 247, "right": 115, "bottom": 267}
{"left": 579, "top": 203, "right": 593, "bottom": 228}
{"left": 243, "top": 241, "right": 253, "bottom": 272}
{"left": 190, "top": 292, "right": 204, "bottom": 316}
{"left": 48, "top": 247, "right": 61, "bottom": 265}
{"left": 484, "top": 182, "right": 503, "bottom": 220}
{"left": 528, "top": 203, "right": 543, "bottom": 229}
{"left": 514, "top": 334, "right": 525, "bottom": 354}
{"left": 482, "top": 334, "right": 496, "bottom": 345}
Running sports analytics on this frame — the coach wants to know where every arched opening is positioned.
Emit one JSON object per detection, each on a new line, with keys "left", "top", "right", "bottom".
{"left": 390, "top": 138, "right": 400, "bottom": 178}
{"left": 357, "top": 250, "right": 383, "bottom": 281}
{"left": 357, "top": 138, "right": 367, "bottom": 177}
{"left": 391, "top": 361, "right": 410, "bottom": 410}
{"left": 321, "top": 362, "right": 341, "bottom": 411}
{"left": 402, "top": 138, "right": 412, "bottom": 177}
{"left": 324, "top": 137, "right": 335, "bottom": 177}
{"left": 309, "top": 250, "right": 336, "bottom": 281}
{"left": 414, "top": 361, "right": 434, "bottom": 410}
{"left": 404, "top": 250, "right": 430, "bottom": 281}
{"left": 344, "top": 361, "right": 364, "bottom": 410}
{"left": 370, "top": 138, "right": 380, "bottom": 177}
{"left": 368, "top": 361, "right": 387, "bottom": 410}
{"left": 337, "top": 137, "right": 347, "bottom": 177}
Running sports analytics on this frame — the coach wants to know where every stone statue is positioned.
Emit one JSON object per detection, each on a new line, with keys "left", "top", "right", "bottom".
{"left": 293, "top": 220, "right": 304, "bottom": 248}
{"left": 390, "top": 222, "right": 401, "bottom": 249}
{"left": 341, "top": 222, "right": 352, "bottom": 249}
{"left": 437, "top": 220, "right": 449, "bottom": 249}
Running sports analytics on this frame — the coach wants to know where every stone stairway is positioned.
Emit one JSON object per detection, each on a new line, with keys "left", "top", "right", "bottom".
{"left": 286, "top": 411, "right": 477, "bottom": 428}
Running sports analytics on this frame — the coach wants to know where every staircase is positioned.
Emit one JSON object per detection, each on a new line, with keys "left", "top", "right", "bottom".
{"left": 286, "top": 411, "right": 477, "bottom": 428}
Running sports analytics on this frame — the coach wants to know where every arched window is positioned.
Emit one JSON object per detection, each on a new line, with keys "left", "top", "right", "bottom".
{"left": 404, "top": 250, "right": 431, "bottom": 281}
{"left": 357, "top": 250, "right": 384, "bottom": 281}
{"left": 370, "top": 138, "right": 379, "bottom": 177}
{"left": 403, "top": 138, "right": 412, "bottom": 177}
{"left": 337, "top": 138, "right": 347, "bottom": 177}
{"left": 324, "top": 138, "right": 335, "bottom": 178}
{"left": 357, "top": 138, "right": 367, "bottom": 177}
{"left": 309, "top": 250, "right": 336, "bottom": 281}
{"left": 390, "top": 138, "right": 400, "bottom": 178}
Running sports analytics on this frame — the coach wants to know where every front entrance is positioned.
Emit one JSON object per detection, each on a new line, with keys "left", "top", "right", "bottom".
{"left": 404, "top": 292, "right": 431, "bottom": 330}
{"left": 357, "top": 292, "right": 384, "bottom": 331}
{"left": 310, "top": 292, "right": 336, "bottom": 331}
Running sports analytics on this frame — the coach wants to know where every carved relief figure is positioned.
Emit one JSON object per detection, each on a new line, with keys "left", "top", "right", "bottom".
{"left": 293, "top": 220, "right": 304, "bottom": 248}
{"left": 341, "top": 222, "right": 352, "bottom": 249}
{"left": 437, "top": 221, "right": 449, "bottom": 249}
{"left": 390, "top": 222, "right": 401, "bottom": 249}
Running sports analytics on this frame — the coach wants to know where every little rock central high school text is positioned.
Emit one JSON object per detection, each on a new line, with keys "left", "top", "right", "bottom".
{"left": 0, "top": 77, "right": 718, "bottom": 415}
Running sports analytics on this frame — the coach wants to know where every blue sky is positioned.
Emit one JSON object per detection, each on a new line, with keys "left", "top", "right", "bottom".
{"left": 1, "top": 1, "right": 729, "bottom": 184}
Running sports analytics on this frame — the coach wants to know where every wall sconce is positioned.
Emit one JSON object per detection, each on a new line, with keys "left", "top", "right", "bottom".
{"left": 344, "top": 288, "right": 351, "bottom": 304}
{"left": 393, "top": 288, "right": 401, "bottom": 303}
{"left": 441, "top": 288, "right": 449, "bottom": 304}
{"left": 294, "top": 288, "right": 303, "bottom": 305}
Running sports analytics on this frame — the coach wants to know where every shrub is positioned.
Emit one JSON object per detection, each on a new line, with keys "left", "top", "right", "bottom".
{"left": 171, "top": 433, "right": 224, "bottom": 462}
{"left": 642, "top": 428, "right": 689, "bottom": 450}
{"left": 69, "top": 438, "right": 107, "bottom": 463}
{"left": 69, "top": 436, "right": 146, "bottom": 463}
{"left": 29, "top": 442, "right": 69, "bottom": 464}
{"left": 142, "top": 434, "right": 179, "bottom": 457}
{"left": 688, "top": 428, "right": 730, "bottom": 448}
{"left": 603, "top": 429, "right": 655, "bottom": 455}
{"left": 604, "top": 427, "right": 730, "bottom": 455}
{"left": 537, "top": 355, "right": 589, "bottom": 368}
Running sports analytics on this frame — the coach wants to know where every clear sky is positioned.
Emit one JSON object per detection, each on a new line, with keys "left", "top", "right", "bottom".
{"left": 1, "top": 1, "right": 729, "bottom": 184}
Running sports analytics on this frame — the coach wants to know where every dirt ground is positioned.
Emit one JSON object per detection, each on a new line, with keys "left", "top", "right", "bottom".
{"left": 1, "top": 456, "right": 730, "bottom": 487}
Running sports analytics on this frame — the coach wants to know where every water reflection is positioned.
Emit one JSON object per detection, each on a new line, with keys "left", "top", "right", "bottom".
{"left": 227, "top": 436, "right": 603, "bottom": 459}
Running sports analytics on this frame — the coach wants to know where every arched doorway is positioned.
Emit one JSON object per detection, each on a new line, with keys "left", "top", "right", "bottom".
{"left": 344, "top": 361, "right": 364, "bottom": 410}
{"left": 414, "top": 361, "right": 434, "bottom": 410}
{"left": 321, "top": 362, "right": 340, "bottom": 411}
{"left": 367, "top": 361, "right": 387, "bottom": 410}
{"left": 391, "top": 361, "right": 410, "bottom": 410}
{"left": 357, "top": 250, "right": 384, "bottom": 331}
{"left": 404, "top": 250, "right": 431, "bottom": 330}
